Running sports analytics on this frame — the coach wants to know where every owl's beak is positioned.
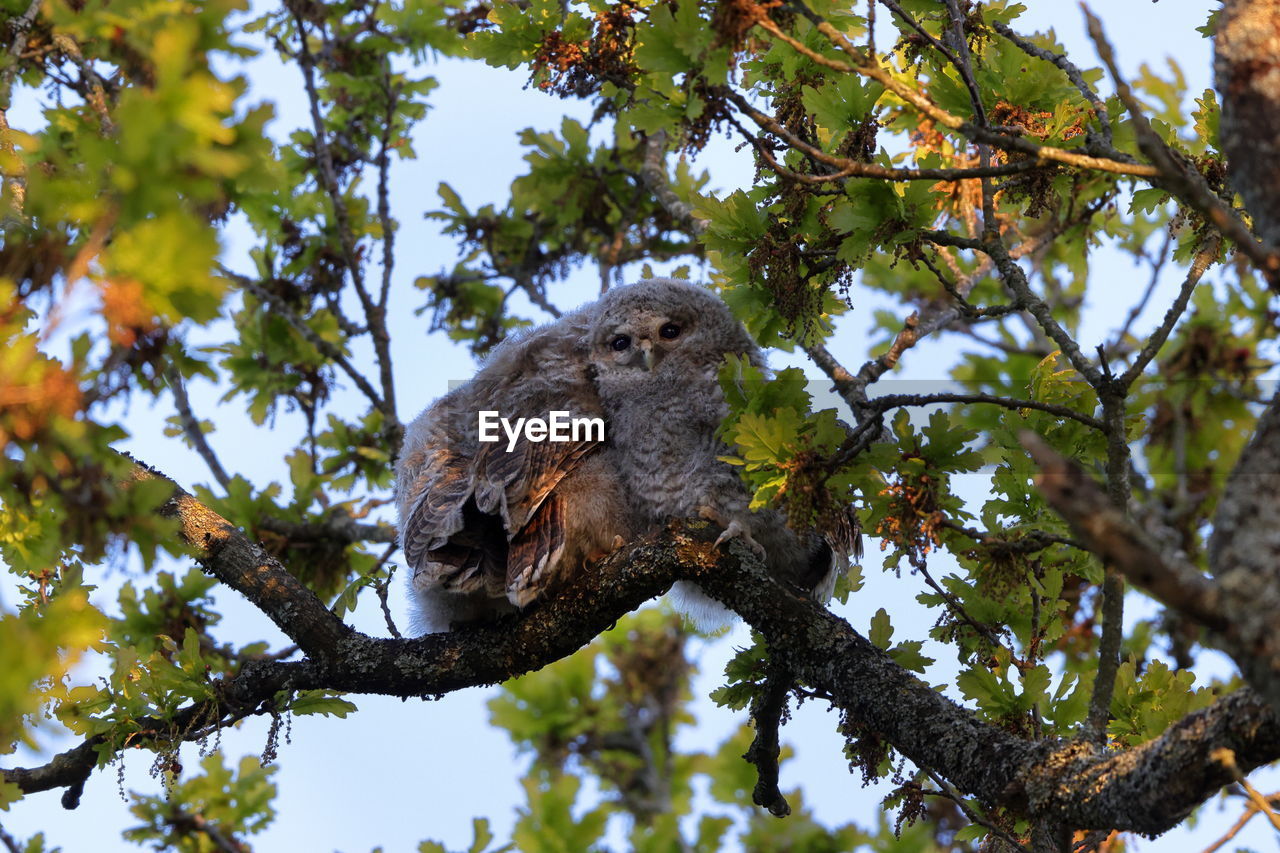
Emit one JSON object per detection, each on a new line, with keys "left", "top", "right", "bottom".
{"left": 639, "top": 339, "right": 655, "bottom": 370}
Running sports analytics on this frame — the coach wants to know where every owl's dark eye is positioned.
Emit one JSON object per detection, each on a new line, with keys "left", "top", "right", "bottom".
{"left": 610, "top": 334, "right": 631, "bottom": 352}
{"left": 659, "top": 322, "right": 681, "bottom": 340}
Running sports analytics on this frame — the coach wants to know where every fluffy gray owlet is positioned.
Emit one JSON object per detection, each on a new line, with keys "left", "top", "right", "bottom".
{"left": 588, "top": 278, "right": 858, "bottom": 627}
{"left": 396, "top": 307, "right": 631, "bottom": 634}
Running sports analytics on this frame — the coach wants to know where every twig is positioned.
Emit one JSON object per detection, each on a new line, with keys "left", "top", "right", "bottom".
{"left": 1072, "top": 830, "right": 1115, "bottom": 853}
{"left": 1087, "top": 567, "right": 1125, "bottom": 744}
{"left": 826, "top": 410, "right": 885, "bottom": 471}
{"left": 1110, "top": 229, "right": 1173, "bottom": 354}
{"left": 372, "top": 542, "right": 403, "bottom": 639}
{"left": 40, "top": 211, "right": 116, "bottom": 342}
{"left": 166, "top": 365, "right": 233, "bottom": 491}
{"left": 957, "top": 326, "right": 1050, "bottom": 358}
{"left": 1200, "top": 790, "right": 1280, "bottom": 853}
{"left": 1088, "top": 333, "right": 1143, "bottom": 745}
{"left": 880, "top": 0, "right": 985, "bottom": 124}
{"left": 166, "top": 811, "right": 248, "bottom": 853}
{"left": 745, "top": 657, "right": 792, "bottom": 817}
{"left": 850, "top": 306, "right": 964, "bottom": 406}
{"left": 915, "top": 557, "right": 1012, "bottom": 656}
{"left": 0, "top": 0, "right": 42, "bottom": 104}
{"left": 640, "top": 131, "right": 708, "bottom": 234}
{"left": 862, "top": 391, "right": 1105, "bottom": 431}
{"left": 939, "top": 519, "right": 1084, "bottom": 554}
{"left": 517, "top": 279, "right": 564, "bottom": 318}
{"left": 803, "top": 340, "right": 862, "bottom": 412}
{"left": 0, "top": 822, "right": 21, "bottom": 853}
{"left": 917, "top": 253, "right": 1020, "bottom": 319}
{"left": 225, "top": 268, "right": 390, "bottom": 415}
{"left": 982, "top": 237, "right": 1105, "bottom": 387}
{"left": 723, "top": 86, "right": 1057, "bottom": 183}
{"left": 924, "top": 768, "right": 1032, "bottom": 853}
{"left": 833, "top": 194, "right": 1114, "bottom": 423}
{"left": 865, "top": 0, "right": 875, "bottom": 58}
{"left": 1212, "top": 749, "right": 1280, "bottom": 833}
{"left": 292, "top": 12, "right": 400, "bottom": 420}
{"left": 292, "top": 14, "right": 368, "bottom": 303}
{"left": 753, "top": 6, "right": 1159, "bottom": 178}
{"left": 939, "top": 0, "right": 987, "bottom": 127}
{"left": 937, "top": 0, "right": 997, "bottom": 241}
{"left": 1119, "top": 234, "right": 1219, "bottom": 387}
{"left": 50, "top": 33, "right": 115, "bottom": 133}
{"left": 375, "top": 64, "right": 399, "bottom": 310}
{"left": 257, "top": 511, "right": 397, "bottom": 546}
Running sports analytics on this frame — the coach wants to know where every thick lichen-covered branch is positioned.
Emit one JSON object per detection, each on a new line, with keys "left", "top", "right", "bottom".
{"left": 127, "top": 458, "right": 355, "bottom": 657}
{"left": 1021, "top": 434, "right": 1229, "bottom": 633}
{"left": 4, "top": 489, "right": 1277, "bottom": 834}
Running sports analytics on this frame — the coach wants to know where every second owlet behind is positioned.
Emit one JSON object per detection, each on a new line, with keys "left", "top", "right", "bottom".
{"left": 396, "top": 278, "right": 859, "bottom": 633}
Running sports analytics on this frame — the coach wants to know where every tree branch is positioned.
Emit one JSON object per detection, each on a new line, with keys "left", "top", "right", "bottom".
{"left": 981, "top": 237, "right": 1105, "bottom": 387}
{"left": 755, "top": 6, "right": 1159, "bottom": 178}
{"left": 4, "top": 514, "right": 1277, "bottom": 835}
{"left": 1215, "top": 0, "right": 1280, "bottom": 251}
{"left": 1083, "top": 6, "right": 1280, "bottom": 289}
{"left": 1118, "top": 235, "right": 1219, "bottom": 387}
{"left": 1, "top": 657, "right": 310, "bottom": 807}
{"left": 224, "top": 268, "right": 390, "bottom": 417}
{"left": 1021, "top": 432, "right": 1229, "bottom": 633}
{"left": 1201, "top": 791, "right": 1280, "bottom": 853}
{"left": 0, "top": 0, "right": 42, "bottom": 106}
{"left": 1212, "top": 748, "right": 1280, "bottom": 833}
{"left": 127, "top": 457, "right": 355, "bottom": 657}
{"left": 0, "top": 822, "right": 20, "bottom": 853}
{"left": 863, "top": 391, "right": 1105, "bottom": 432}
{"left": 375, "top": 64, "right": 398, "bottom": 311}
{"left": 990, "top": 20, "right": 1114, "bottom": 152}
{"left": 166, "top": 810, "right": 249, "bottom": 853}
{"left": 166, "top": 365, "right": 233, "bottom": 492}
{"left": 1204, "top": 0, "right": 1280, "bottom": 716}
{"left": 640, "top": 131, "right": 708, "bottom": 235}
{"left": 292, "top": 12, "right": 399, "bottom": 422}
{"left": 723, "top": 87, "right": 1051, "bottom": 183}
{"left": 745, "top": 657, "right": 792, "bottom": 817}
{"left": 923, "top": 768, "right": 1032, "bottom": 853}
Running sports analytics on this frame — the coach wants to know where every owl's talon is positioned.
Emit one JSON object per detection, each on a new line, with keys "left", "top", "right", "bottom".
{"left": 711, "top": 518, "right": 766, "bottom": 558}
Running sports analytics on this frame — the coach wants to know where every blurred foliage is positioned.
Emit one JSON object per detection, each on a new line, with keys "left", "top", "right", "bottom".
{"left": 421, "top": 612, "right": 953, "bottom": 853}
{"left": 0, "top": 0, "right": 1271, "bottom": 850}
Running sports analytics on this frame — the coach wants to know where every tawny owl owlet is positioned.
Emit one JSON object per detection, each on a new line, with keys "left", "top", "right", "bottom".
{"left": 588, "top": 278, "right": 856, "bottom": 627}
{"left": 397, "top": 278, "right": 857, "bottom": 634}
{"left": 395, "top": 307, "right": 631, "bottom": 634}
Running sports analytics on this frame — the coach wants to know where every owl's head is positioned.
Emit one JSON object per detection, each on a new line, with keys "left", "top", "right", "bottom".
{"left": 589, "top": 279, "right": 758, "bottom": 376}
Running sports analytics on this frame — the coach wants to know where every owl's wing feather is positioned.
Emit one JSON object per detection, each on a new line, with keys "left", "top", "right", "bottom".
{"left": 403, "top": 411, "right": 602, "bottom": 603}
{"left": 507, "top": 488, "right": 566, "bottom": 606}
{"left": 401, "top": 446, "right": 471, "bottom": 567}
{"left": 822, "top": 504, "right": 864, "bottom": 563}
{"left": 473, "top": 433, "right": 598, "bottom": 603}
{"left": 473, "top": 436, "right": 597, "bottom": 532}
{"left": 401, "top": 441, "right": 510, "bottom": 595}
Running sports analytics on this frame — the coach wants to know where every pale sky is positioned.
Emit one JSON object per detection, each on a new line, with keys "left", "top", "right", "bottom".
{"left": 5, "top": 3, "right": 1279, "bottom": 851}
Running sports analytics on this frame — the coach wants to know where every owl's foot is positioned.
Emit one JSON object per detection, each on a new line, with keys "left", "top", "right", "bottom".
{"left": 584, "top": 535, "right": 628, "bottom": 566}
{"left": 699, "top": 506, "right": 766, "bottom": 558}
